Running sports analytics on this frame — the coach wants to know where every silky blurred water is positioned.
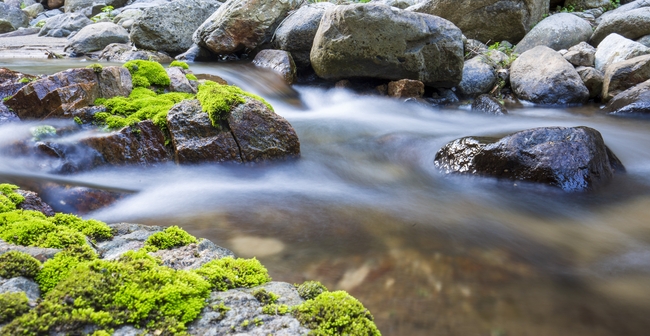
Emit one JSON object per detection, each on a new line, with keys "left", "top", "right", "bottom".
{"left": 2, "top": 59, "right": 650, "bottom": 335}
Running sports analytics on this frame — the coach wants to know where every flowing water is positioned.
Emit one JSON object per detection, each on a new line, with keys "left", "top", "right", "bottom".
{"left": 2, "top": 59, "right": 650, "bottom": 335}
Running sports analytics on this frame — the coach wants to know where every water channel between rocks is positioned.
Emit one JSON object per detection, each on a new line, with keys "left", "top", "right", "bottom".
{"left": 2, "top": 59, "right": 650, "bottom": 336}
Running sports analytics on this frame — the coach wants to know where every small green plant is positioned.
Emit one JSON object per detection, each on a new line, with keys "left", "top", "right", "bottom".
{"left": 197, "top": 81, "right": 273, "bottom": 129}
{"left": 143, "top": 225, "right": 197, "bottom": 251}
{"left": 262, "top": 303, "right": 290, "bottom": 315}
{"left": 603, "top": 0, "right": 620, "bottom": 11}
{"left": 0, "top": 292, "right": 29, "bottom": 323}
{"left": 124, "top": 60, "right": 171, "bottom": 88}
{"left": 36, "top": 244, "right": 98, "bottom": 294}
{"left": 51, "top": 213, "right": 113, "bottom": 241}
{"left": 0, "top": 251, "right": 41, "bottom": 279}
{"left": 35, "top": 20, "right": 46, "bottom": 28}
{"left": 18, "top": 77, "right": 31, "bottom": 84}
{"left": 3, "top": 96, "right": 11, "bottom": 102}
{"left": 252, "top": 288, "right": 279, "bottom": 305}
{"left": 0, "top": 183, "right": 24, "bottom": 213}
{"left": 185, "top": 73, "right": 197, "bottom": 81}
{"left": 169, "top": 61, "right": 189, "bottom": 70}
{"left": 74, "top": 116, "right": 83, "bottom": 125}
{"left": 296, "top": 280, "right": 328, "bottom": 300}
{"left": 293, "top": 291, "right": 381, "bottom": 335}
{"left": 20, "top": 2, "right": 26, "bottom": 9}
{"left": 86, "top": 63, "right": 103, "bottom": 73}
{"left": 193, "top": 256, "right": 272, "bottom": 291}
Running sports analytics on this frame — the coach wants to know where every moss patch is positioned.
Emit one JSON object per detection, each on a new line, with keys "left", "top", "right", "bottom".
{"left": 144, "top": 225, "right": 197, "bottom": 251}
{"left": 252, "top": 288, "right": 279, "bottom": 305}
{"left": 0, "top": 292, "right": 30, "bottom": 323}
{"left": 124, "top": 60, "right": 170, "bottom": 88}
{"left": 194, "top": 256, "right": 271, "bottom": 291}
{"left": 262, "top": 303, "right": 290, "bottom": 315}
{"left": 296, "top": 280, "right": 328, "bottom": 300}
{"left": 0, "top": 251, "right": 41, "bottom": 279}
{"left": 196, "top": 81, "right": 273, "bottom": 129}
{"left": 0, "top": 183, "right": 24, "bottom": 213}
{"left": 36, "top": 244, "right": 98, "bottom": 294}
{"left": 185, "top": 73, "right": 197, "bottom": 81}
{"left": 169, "top": 61, "right": 189, "bottom": 70}
{"left": 51, "top": 213, "right": 113, "bottom": 242}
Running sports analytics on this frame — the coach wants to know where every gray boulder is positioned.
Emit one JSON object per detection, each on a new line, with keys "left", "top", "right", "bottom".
{"left": 38, "top": 13, "right": 92, "bottom": 38}
{"left": 597, "top": 0, "right": 650, "bottom": 25}
{"left": 252, "top": 49, "right": 297, "bottom": 85}
{"left": 273, "top": 2, "right": 334, "bottom": 69}
{"left": 96, "top": 223, "right": 163, "bottom": 260}
{"left": 514, "top": 13, "right": 593, "bottom": 54}
{"left": 0, "top": 277, "right": 40, "bottom": 302}
{"left": 458, "top": 57, "right": 496, "bottom": 98}
{"left": 594, "top": 33, "right": 650, "bottom": 72}
{"left": 112, "top": 8, "right": 142, "bottom": 31}
{"left": 98, "top": 43, "right": 174, "bottom": 63}
{"left": 130, "top": 0, "right": 222, "bottom": 55}
{"left": 603, "top": 79, "right": 650, "bottom": 115}
{"left": 150, "top": 239, "right": 234, "bottom": 270}
{"left": 31, "top": 9, "right": 63, "bottom": 27}
{"left": 638, "top": 34, "right": 650, "bottom": 48}
{"left": 576, "top": 66, "right": 604, "bottom": 99}
{"left": 591, "top": 7, "right": 650, "bottom": 47}
{"left": 471, "top": 94, "right": 508, "bottom": 115}
{"left": 564, "top": 41, "right": 596, "bottom": 67}
{"left": 64, "top": 0, "right": 128, "bottom": 13}
{"left": 311, "top": 4, "right": 464, "bottom": 87}
{"left": 407, "top": 0, "right": 548, "bottom": 44}
{"left": 511, "top": 46, "right": 589, "bottom": 105}
{"left": 193, "top": 0, "right": 301, "bottom": 55}
{"left": 602, "top": 55, "right": 650, "bottom": 102}
{"left": 0, "top": 3, "right": 29, "bottom": 32}
{"left": 65, "top": 22, "right": 130, "bottom": 55}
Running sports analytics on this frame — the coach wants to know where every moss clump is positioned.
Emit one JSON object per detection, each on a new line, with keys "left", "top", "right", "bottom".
{"left": 194, "top": 256, "right": 272, "bottom": 291}
{"left": 91, "top": 331, "right": 111, "bottom": 336}
{"left": 196, "top": 81, "right": 273, "bottom": 129}
{"left": 30, "top": 125, "right": 57, "bottom": 141}
{"left": 143, "top": 225, "right": 197, "bottom": 251}
{"left": 86, "top": 63, "right": 104, "bottom": 73}
{"left": 0, "top": 210, "right": 86, "bottom": 249}
{"left": 74, "top": 116, "right": 83, "bottom": 125}
{"left": 36, "top": 244, "right": 98, "bottom": 294}
{"left": 0, "top": 183, "right": 24, "bottom": 213}
{"left": 185, "top": 73, "right": 197, "bottom": 81}
{"left": 0, "top": 292, "right": 30, "bottom": 323}
{"left": 262, "top": 303, "right": 290, "bottom": 315}
{"left": 296, "top": 281, "right": 328, "bottom": 300}
{"left": 51, "top": 213, "right": 113, "bottom": 241}
{"left": 169, "top": 61, "right": 189, "bottom": 70}
{"left": 4, "top": 250, "right": 211, "bottom": 335}
{"left": 124, "top": 60, "right": 171, "bottom": 88}
{"left": 0, "top": 251, "right": 41, "bottom": 279}
{"left": 293, "top": 291, "right": 381, "bottom": 336}
{"left": 252, "top": 288, "right": 279, "bottom": 305}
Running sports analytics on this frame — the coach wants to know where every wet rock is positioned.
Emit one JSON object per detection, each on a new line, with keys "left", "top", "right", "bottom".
{"left": 274, "top": 2, "right": 334, "bottom": 69}
{"left": 0, "top": 239, "right": 60, "bottom": 262}
{"left": 16, "top": 189, "right": 55, "bottom": 216}
{"left": 602, "top": 54, "right": 650, "bottom": 102}
{"left": 594, "top": 33, "right": 650, "bottom": 72}
{"left": 150, "top": 239, "right": 235, "bottom": 270}
{"left": 38, "top": 13, "right": 92, "bottom": 38}
{"left": 97, "top": 66, "right": 133, "bottom": 99}
{"left": 0, "top": 277, "right": 40, "bottom": 302}
{"left": 429, "top": 88, "right": 459, "bottom": 105}
{"left": 96, "top": 223, "right": 163, "bottom": 260}
{"left": 576, "top": 66, "right": 604, "bottom": 100}
{"left": 175, "top": 43, "right": 214, "bottom": 62}
{"left": 193, "top": 0, "right": 300, "bottom": 56}
{"left": 434, "top": 126, "right": 625, "bottom": 191}
{"left": 37, "top": 185, "right": 125, "bottom": 214}
{"left": 167, "top": 100, "right": 242, "bottom": 164}
{"left": 591, "top": 7, "right": 650, "bottom": 47}
{"left": 130, "top": 0, "right": 221, "bottom": 55}
{"left": 0, "top": 68, "right": 36, "bottom": 121}
{"left": 602, "top": 79, "right": 650, "bottom": 115}
{"left": 98, "top": 43, "right": 174, "bottom": 63}
{"left": 564, "top": 41, "right": 597, "bottom": 67}
{"left": 0, "top": 3, "right": 29, "bottom": 32}
{"left": 166, "top": 67, "right": 196, "bottom": 94}
{"left": 65, "top": 22, "right": 130, "bottom": 55}
{"left": 514, "top": 13, "right": 593, "bottom": 54}
{"left": 387, "top": 79, "right": 425, "bottom": 98}
{"left": 252, "top": 50, "right": 297, "bottom": 85}
{"left": 407, "top": 0, "right": 547, "bottom": 44}
{"left": 471, "top": 94, "right": 508, "bottom": 115}
{"left": 511, "top": 46, "right": 589, "bottom": 105}
{"left": 311, "top": 4, "right": 464, "bottom": 87}
{"left": 457, "top": 57, "right": 496, "bottom": 98}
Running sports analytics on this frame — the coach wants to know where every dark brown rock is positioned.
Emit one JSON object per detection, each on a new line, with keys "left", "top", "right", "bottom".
{"left": 252, "top": 49, "right": 297, "bottom": 85}
{"left": 97, "top": 66, "right": 132, "bottom": 99}
{"left": 603, "top": 79, "right": 650, "bottom": 115}
{"left": 16, "top": 189, "right": 55, "bottom": 216}
{"left": 40, "top": 186, "right": 125, "bottom": 215}
{"left": 471, "top": 94, "right": 508, "bottom": 115}
{"left": 387, "top": 79, "right": 425, "bottom": 98}
{"left": 48, "top": 0, "right": 65, "bottom": 9}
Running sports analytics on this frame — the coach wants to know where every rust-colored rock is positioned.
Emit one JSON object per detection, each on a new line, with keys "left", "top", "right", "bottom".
{"left": 16, "top": 189, "right": 55, "bottom": 216}
{"left": 48, "top": 0, "right": 65, "bottom": 9}
{"left": 387, "top": 79, "right": 425, "bottom": 98}
{"left": 40, "top": 185, "right": 125, "bottom": 215}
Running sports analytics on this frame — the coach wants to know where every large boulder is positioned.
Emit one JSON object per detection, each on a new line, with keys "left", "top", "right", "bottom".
{"left": 510, "top": 46, "right": 589, "bottom": 104}
{"left": 273, "top": 2, "right": 334, "bottom": 69}
{"left": 601, "top": 54, "right": 650, "bottom": 102}
{"left": 311, "top": 4, "right": 464, "bottom": 87}
{"left": 602, "top": 79, "right": 650, "bottom": 115}
{"left": 434, "top": 126, "right": 625, "bottom": 191}
{"left": 129, "top": 0, "right": 222, "bottom": 55}
{"left": 597, "top": 0, "right": 650, "bottom": 24}
{"left": 38, "top": 13, "right": 92, "bottom": 38}
{"left": 406, "top": 0, "right": 548, "bottom": 44}
{"left": 193, "top": 0, "right": 301, "bottom": 55}
{"left": 514, "top": 13, "right": 592, "bottom": 54}
{"left": 594, "top": 33, "right": 650, "bottom": 72}
{"left": 252, "top": 49, "right": 297, "bottom": 85}
{"left": 457, "top": 56, "right": 496, "bottom": 98}
{"left": 0, "top": 3, "right": 29, "bottom": 32}
{"left": 65, "top": 22, "right": 130, "bottom": 55}
{"left": 591, "top": 8, "right": 650, "bottom": 47}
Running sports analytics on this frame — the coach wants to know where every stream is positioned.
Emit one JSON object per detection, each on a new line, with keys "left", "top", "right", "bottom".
{"left": 2, "top": 59, "right": 650, "bottom": 335}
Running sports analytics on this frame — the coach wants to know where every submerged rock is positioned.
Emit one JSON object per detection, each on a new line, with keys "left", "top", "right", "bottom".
{"left": 471, "top": 94, "right": 508, "bottom": 115}
{"left": 252, "top": 49, "right": 297, "bottom": 85}
{"left": 434, "top": 126, "right": 625, "bottom": 192}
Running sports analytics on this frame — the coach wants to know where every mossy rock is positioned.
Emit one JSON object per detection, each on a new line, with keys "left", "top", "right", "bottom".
{"left": 0, "top": 251, "right": 41, "bottom": 279}
{"left": 124, "top": 60, "right": 171, "bottom": 88}
{"left": 144, "top": 225, "right": 197, "bottom": 251}
{"left": 194, "top": 256, "right": 272, "bottom": 291}
{"left": 196, "top": 81, "right": 273, "bottom": 129}
{"left": 0, "top": 292, "right": 30, "bottom": 324}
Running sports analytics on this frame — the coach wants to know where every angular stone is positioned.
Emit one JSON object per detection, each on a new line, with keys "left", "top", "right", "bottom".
{"left": 576, "top": 66, "right": 604, "bottom": 100}
{"left": 166, "top": 67, "right": 196, "bottom": 94}
{"left": 514, "top": 13, "right": 593, "bottom": 54}
{"left": 16, "top": 189, "right": 54, "bottom": 216}
{"left": 595, "top": 33, "right": 650, "bottom": 72}
{"left": 252, "top": 49, "right": 297, "bottom": 85}
{"left": 602, "top": 79, "right": 650, "bottom": 115}
{"left": 563, "top": 41, "right": 596, "bottom": 67}
{"left": 602, "top": 54, "right": 650, "bottom": 102}
{"left": 387, "top": 79, "right": 425, "bottom": 98}
{"left": 97, "top": 66, "right": 132, "bottom": 99}
{"left": 471, "top": 94, "right": 508, "bottom": 115}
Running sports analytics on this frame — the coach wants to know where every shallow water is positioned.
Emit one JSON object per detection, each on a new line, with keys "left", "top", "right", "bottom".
{"left": 2, "top": 59, "right": 650, "bottom": 335}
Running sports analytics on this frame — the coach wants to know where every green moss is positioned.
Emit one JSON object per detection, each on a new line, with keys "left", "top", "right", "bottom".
{"left": 124, "top": 60, "right": 170, "bottom": 88}
{"left": 211, "top": 301, "right": 230, "bottom": 315}
{"left": 293, "top": 291, "right": 381, "bottom": 336}
{"left": 194, "top": 256, "right": 271, "bottom": 291}
{"left": 0, "top": 184, "right": 24, "bottom": 213}
{"left": 86, "top": 63, "right": 104, "bottom": 73}
{"left": 36, "top": 244, "right": 98, "bottom": 294}
{"left": 262, "top": 303, "right": 290, "bottom": 315}
{"left": 185, "top": 73, "right": 197, "bottom": 81}
{"left": 169, "top": 61, "right": 189, "bottom": 70}
{"left": 74, "top": 116, "right": 83, "bottom": 125}
{"left": 196, "top": 81, "right": 273, "bottom": 129}
{"left": 252, "top": 288, "right": 279, "bottom": 305}
{"left": 296, "top": 281, "right": 328, "bottom": 300}
{"left": 51, "top": 213, "right": 113, "bottom": 241}
{"left": 18, "top": 77, "right": 30, "bottom": 84}
{"left": 0, "top": 210, "right": 87, "bottom": 249}
{"left": 30, "top": 125, "right": 56, "bottom": 141}
{"left": 0, "top": 251, "right": 41, "bottom": 279}
{"left": 0, "top": 292, "right": 30, "bottom": 323}
{"left": 143, "top": 226, "right": 197, "bottom": 251}
{"left": 91, "top": 331, "right": 112, "bottom": 336}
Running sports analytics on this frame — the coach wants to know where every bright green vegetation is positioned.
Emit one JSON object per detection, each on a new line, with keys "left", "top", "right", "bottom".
{"left": 197, "top": 81, "right": 273, "bottom": 128}
{"left": 143, "top": 225, "right": 197, "bottom": 251}
{"left": 35, "top": 20, "right": 46, "bottom": 28}
{"left": 262, "top": 303, "right": 290, "bottom": 315}
{"left": 86, "top": 63, "right": 104, "bottom": 73}
{"left": 124, "top": 60, "right": 171, "bottom": 88}
{"left": 252, "top": 288, "right": 279, "bottom": 305}
{"left": 51, "top": 213, "right": 113, "bottom": 241}
{"left": 293, "top": 291, "right": 381, "bottom": 336}
{"left": 30, "top": 125, "right": 56, "bottom": 141}
{"left": 74, "top": 116, "right": 83, "bottom": 125}
{"left": 194, "top": 256, "right": 272, "bottom": 291}
{"left": 91, "top": 331, "right": 111, "bottom": 336}
{"left": 18, "top": 77, "right": 30, "bottom": 84}
{"left": 185, "top": 73, "right": 197, "bottom": 81}
{"left": 36, "top": 244, "right": 98, "bottom": 294}
{"left": 0, "top": 183, "right": 24, "bottom": 213}
{"left": 296, "top": 280, "right": 328, "bottom": 300}
{"left": 0, "top": 251, "right": 41, "bottom": 279}
{"left": 0, "top": 292, "right": 29, "bottom": 323}
{"left": 169, "top": 61, "right": 189, "bottom": 70}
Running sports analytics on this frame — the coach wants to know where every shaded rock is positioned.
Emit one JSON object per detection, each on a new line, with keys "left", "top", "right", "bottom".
{"left": 311, "top": 4, "right": 464, "bottom": 87}
{"left": 150, "top": 239, "right": 235, "bottom": 270}
{"left": 514, "top": 13, "right": 593, "bottom": 54}
{"left": 434, "top": 126, "right": 625, "bottom": 191}
{"left": 273, "top": 2, "right": 334, "bottom": 69}
{"left": 563, "top": 41, "right": 596, "bottom": 67}
{"left": 602, "top": 79, "right": 650, "bottom": 115}
{"left": 407, "top": 0, "right": 548, "bottom": 44}
{"left": 252, "top": 49, "right": 297, "bottom": 85}
{"left": 166, "top": 99, "right": 242, "bottom": 164}
{"left": 0, "top": 239, "right": 60, "bottom": 262}
{"left": 16, "top": 189, "right": 55, "bottom": 216}
{"left": 510, "top": 46, "right": 589, "bottom": 105}
{"left": 193, "top": 0, "right": 300, "bottom": 55}
{"left": 0, "top": 277, "right": 40, "bottom": 302}
{"left": 591, "top": 8, "right": 650, "bottom": 47}
{"left": 638, "top": 34, "right": 650, "bottom": 48}
{"left": 0, "top": 20, "right": 14, "bottom": 34}
{"left": 38, "top": 12, "right": 92, "bottom": 38}
{"left": 97, "top": 66, "right": 133, "bottom": 99}
{"left": 166, "top": 67, "right": 196, "bottom": 94}
{"left": 96, "top": 223, "right": 162, "bottom": 260}
{"left": 471, "top": 94, "right": 508, "bottom": 115}
{"left": 0, "top": 68, "right": 37, "bottom": 119}
{"left": 64, "top": 0, "right": 128, "bottom": 14}
{"left": 98, "top": 43, "right": 174, "bottom": 63}
{"left": 65, "top": 22, "right": 129, "bottom": 55}
{"left": 594, "top": 33, "right": 650, "bottom": 72}
{"left": 576, "top": 66, "right": 604, "bottom": 99}
{"left": 35, "top": 185, "right": 125, "bottom": 214}
{"left": 175, "top": 43, "right": 214, "bottom": 62}
{"left": 387, "top": 79, "right": 425, "bottom": 98}
{"left": 48, "top": 0, "right": 65, "bottom": 9}
{"left": 130, "top": 0, "right": 222, "bottom": 55}
{"left": 458, "top": 57, "right": 496, "bottom": 98}
{"left": 0, "top": 3, "right": 29, "bottom": 32}
{"left": 602, "top": 54, "right": 650, "bottom": 102}
{"left": 429, "top": 88, "right": 459, "bottom": 105}
{"left": 564, "top": 0, "right": 609, "bottom": 9}
{"left": 22, "top": 4, "right": 44, "bottom": 19}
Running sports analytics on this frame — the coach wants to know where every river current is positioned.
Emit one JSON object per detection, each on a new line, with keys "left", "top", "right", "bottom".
{"left": 2, "top": 59, "right": 650, "bottom": 335}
